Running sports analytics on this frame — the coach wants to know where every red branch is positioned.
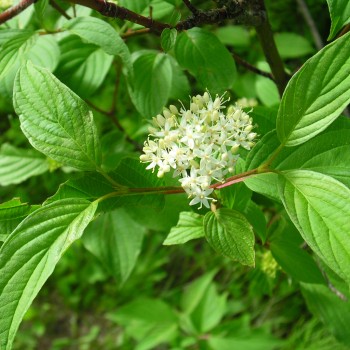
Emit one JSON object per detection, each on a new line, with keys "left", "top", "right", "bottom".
{"left": 0, "top": 0, "right": 35, "bottom": 25}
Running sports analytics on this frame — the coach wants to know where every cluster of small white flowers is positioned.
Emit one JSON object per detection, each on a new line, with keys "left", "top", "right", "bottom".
{"left": 140, "top": 92, "right": 257, "bottom": 209}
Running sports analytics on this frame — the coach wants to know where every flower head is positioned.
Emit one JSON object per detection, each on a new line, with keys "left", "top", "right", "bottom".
{"left": 140, "top": 92, "right": 257, "bottom": 208}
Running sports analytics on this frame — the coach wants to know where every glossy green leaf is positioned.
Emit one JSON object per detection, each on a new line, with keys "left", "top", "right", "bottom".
{"left": 276, "top": 31, "right": 350, "bottom": 146}
{"left": 13, "top": 63, "right": 102, "bottom": 171}
{"left": 161, "top": 28, "right": 177, "bottom": 52}
{"left": 83, "top": 208, "right": 145, "bottom": 284}
{"left": 129, "top": 52, "right": 172, "bottom": 118}
{"left": 204, "top": 208, "right": 255, "bottom": 266}
{"left": 163, "top": 211, "right": 204, "bottom": 245}
{"left": 0, "top": 31, "right": 37, "bottom": 80}
{"left": 34, "top": 0, "right": 48, "bottom": 22}
{"left": 0, "top": 198, "right": 97, "bottom": 350}
{"left": 0, "top": 144, "right": 48, "bottom": 186}
{"left": 275, "top": 32, "right": 314, "bottom": 59}
{"left": 175, "top": 28, "right": 236, "bottom": 92}
{"left": 270, "top": 218, "right": 324, "bottom": 284}
{"left": 278, "top": 170, "right": 350, "bottom": 284}
{"left": 302, "top": 283, "right": 350, "bottom": 345}
{"left": 327, "top": 0, "right": 350, "bottom": 40}
{"left": 56, "top": 35, "right": 113, "bottom": 98}
{"left": 63, "top": 17, "right": 132, "bottom": 71}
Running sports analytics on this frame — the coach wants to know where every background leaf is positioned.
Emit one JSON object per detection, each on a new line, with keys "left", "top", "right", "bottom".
{"left": 129, "top": 51, "right": 172, "bottom": 118}
{"left": 83, "top": 208, "right": 145, "bottom": 284}
{"left": 0, "top": 198, "right": 97, "bottom": 350}
{"left": 63, "top": 17, "right": 132, "bottom": 72}
{"left": 56, "top": 35, "right": 113, "bottom": 98}
{"left": 13, "top": 63, "right": 102, "bottom": 171}
{"left": 161, "top": 28, "right": 177, "bottom": 52}
{"left": 274, "top": 32, "right": 314, "bottom": 59}
{"left": 175, "top": 28, "right": 236, "bottom": 92}
{"left": 276, "top": 31, "right": 350, "bottom": 146}
{"left": 278, "top": 170, "right": 350, "bottom": 285}
{"left": 204, "top": 208, "right": 255, "bottom": 266}
{"left": 0, "top": 144, "right": 48, "bottom": 186}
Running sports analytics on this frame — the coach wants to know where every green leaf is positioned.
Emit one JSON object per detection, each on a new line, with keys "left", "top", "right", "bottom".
{"left": 189, "top": 282, "right": 227, "bottom": 333}
{"left": 327, "top": 0, "right": 350, "bottom": 40}
{"left": 204, "top": 208, "right": 255, "bottom": 266}
{"left": 13, "top": 63, "right": 102, "bottom": 171}
{"left": 0, "top": 31, "right": 38, "bottom": 80}
{"left": 27, "top": 35, "right": 60, "bottom": 72}
{"left": 208, "top": 335, "right": 282, "bottom": 350}
{"left": 56, "top": 35, "right": 113, "bottom": 98}
{"left": 63, "top": 17, "right": 132, "bottom": 72}
{"left": 168, "top": 55, "right": 190, "bottom": 100}
{"left": 175, "top": 28, "right": 236, "bottom": 93}
{"left": 244, "top": 201, "right": 267, "bottom": 244}
{"left": 0, "top": 198, "right": 97, "bottom": 350}
{"left": 278, "top": 170, "right": 350, "bottom": 284}
{"left": 181, "top": 269, "right": 217, "bottom": 315}
{"left": 129, "top": 51, "right": 172, "bottom": 118}
{"left": 275, "top": 32, "right": 314, "bottom": 59}
{"left": 270, "top": 217, "right": 325, "bottom": 284}
{"left": 276, "top": 31, "right": 350, "bottom": 146}
{"left": 108, "top": 297, "right": 178, "bottom": 350}
{"left": 215, "top": 25, "right": 250, "bottom": 48}
{"left": 302, "top": 283, "right": 350, "bottom": 345}
{"left": 255, "top": 62, "right": 280, "bottom": 107}
{"left": 34, "top": 0, "right": 48, "bottom": 23}
{"left": 0, "top": 144, "right": 49, "bottom": 186}
{"left": 83, "top": 208, "right": 145, "bottom": 284}
{"left": 161, "top": 28, "right": 177, "bottom": 52}
{"left": 163, "top": 211, "right": 204, "bottom": 245}
{"left": 219, "top": 182, "right": 252, "bottom": 211}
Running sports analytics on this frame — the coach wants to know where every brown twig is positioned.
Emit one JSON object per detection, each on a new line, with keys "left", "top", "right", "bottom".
{"left": 121, "top": 28, "right": 150, "bottom": 39}
{"left": 296, "top": 0, "right": 323, "bottom": 50}
{"left": 0, "top": 0, "right": 35, "bottom": 25}
{"left": 86, "top": 62, "right": 142, "bottom": 152}
{"left": 49, "top": 0, "right": 71, "bottom": 19}
{"left": 232, "top": 51, "right": 275, "bottom": 81}
{"left": 182, "top": 0, "right": 199, "bottom": 14}
{"left": 254, "top": 0, "right": 289, "bottom": 96}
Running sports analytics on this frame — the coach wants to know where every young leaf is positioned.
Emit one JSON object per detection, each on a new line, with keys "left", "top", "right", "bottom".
{"left": 278, "top": 170, "right": 350, "bottom": 285}
{"left": 63, "top": 17, "right": 132, "bottom": 72}
{"left": 204, "top": 208, "right": 255, "bottom": 266}
{"left": 163, "top": 211, "right": 204, "bottom": 245}
{"left": 276, "top": 31, "right": 350, "bottom": 146}
{"left": 327, "top": 0, "right": 350, "bottom": 40}
{"left": 175, "top": 28, "right": 236, "bottom": 92}
{"left": 13, "top": 63, "right": 102, "bottom": 171}
{"left": 0, "top": 198, "right": 98, "bottom": 350}
{"left": 129, "top": 51, "right": 172, "bottom": 118}
{"left": 83, "top": 208, "right": 145, "bottom": 284}
{"left": 0, "top": 144, "right": 48, "bottom": 186}
{"left": 161, "top": 28, "right": 177, "bottom": 52}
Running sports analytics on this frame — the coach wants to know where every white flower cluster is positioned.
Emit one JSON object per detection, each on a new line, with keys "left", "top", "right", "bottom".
{"left": 140, "top": 92, "right": 257, "bottom": 209}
